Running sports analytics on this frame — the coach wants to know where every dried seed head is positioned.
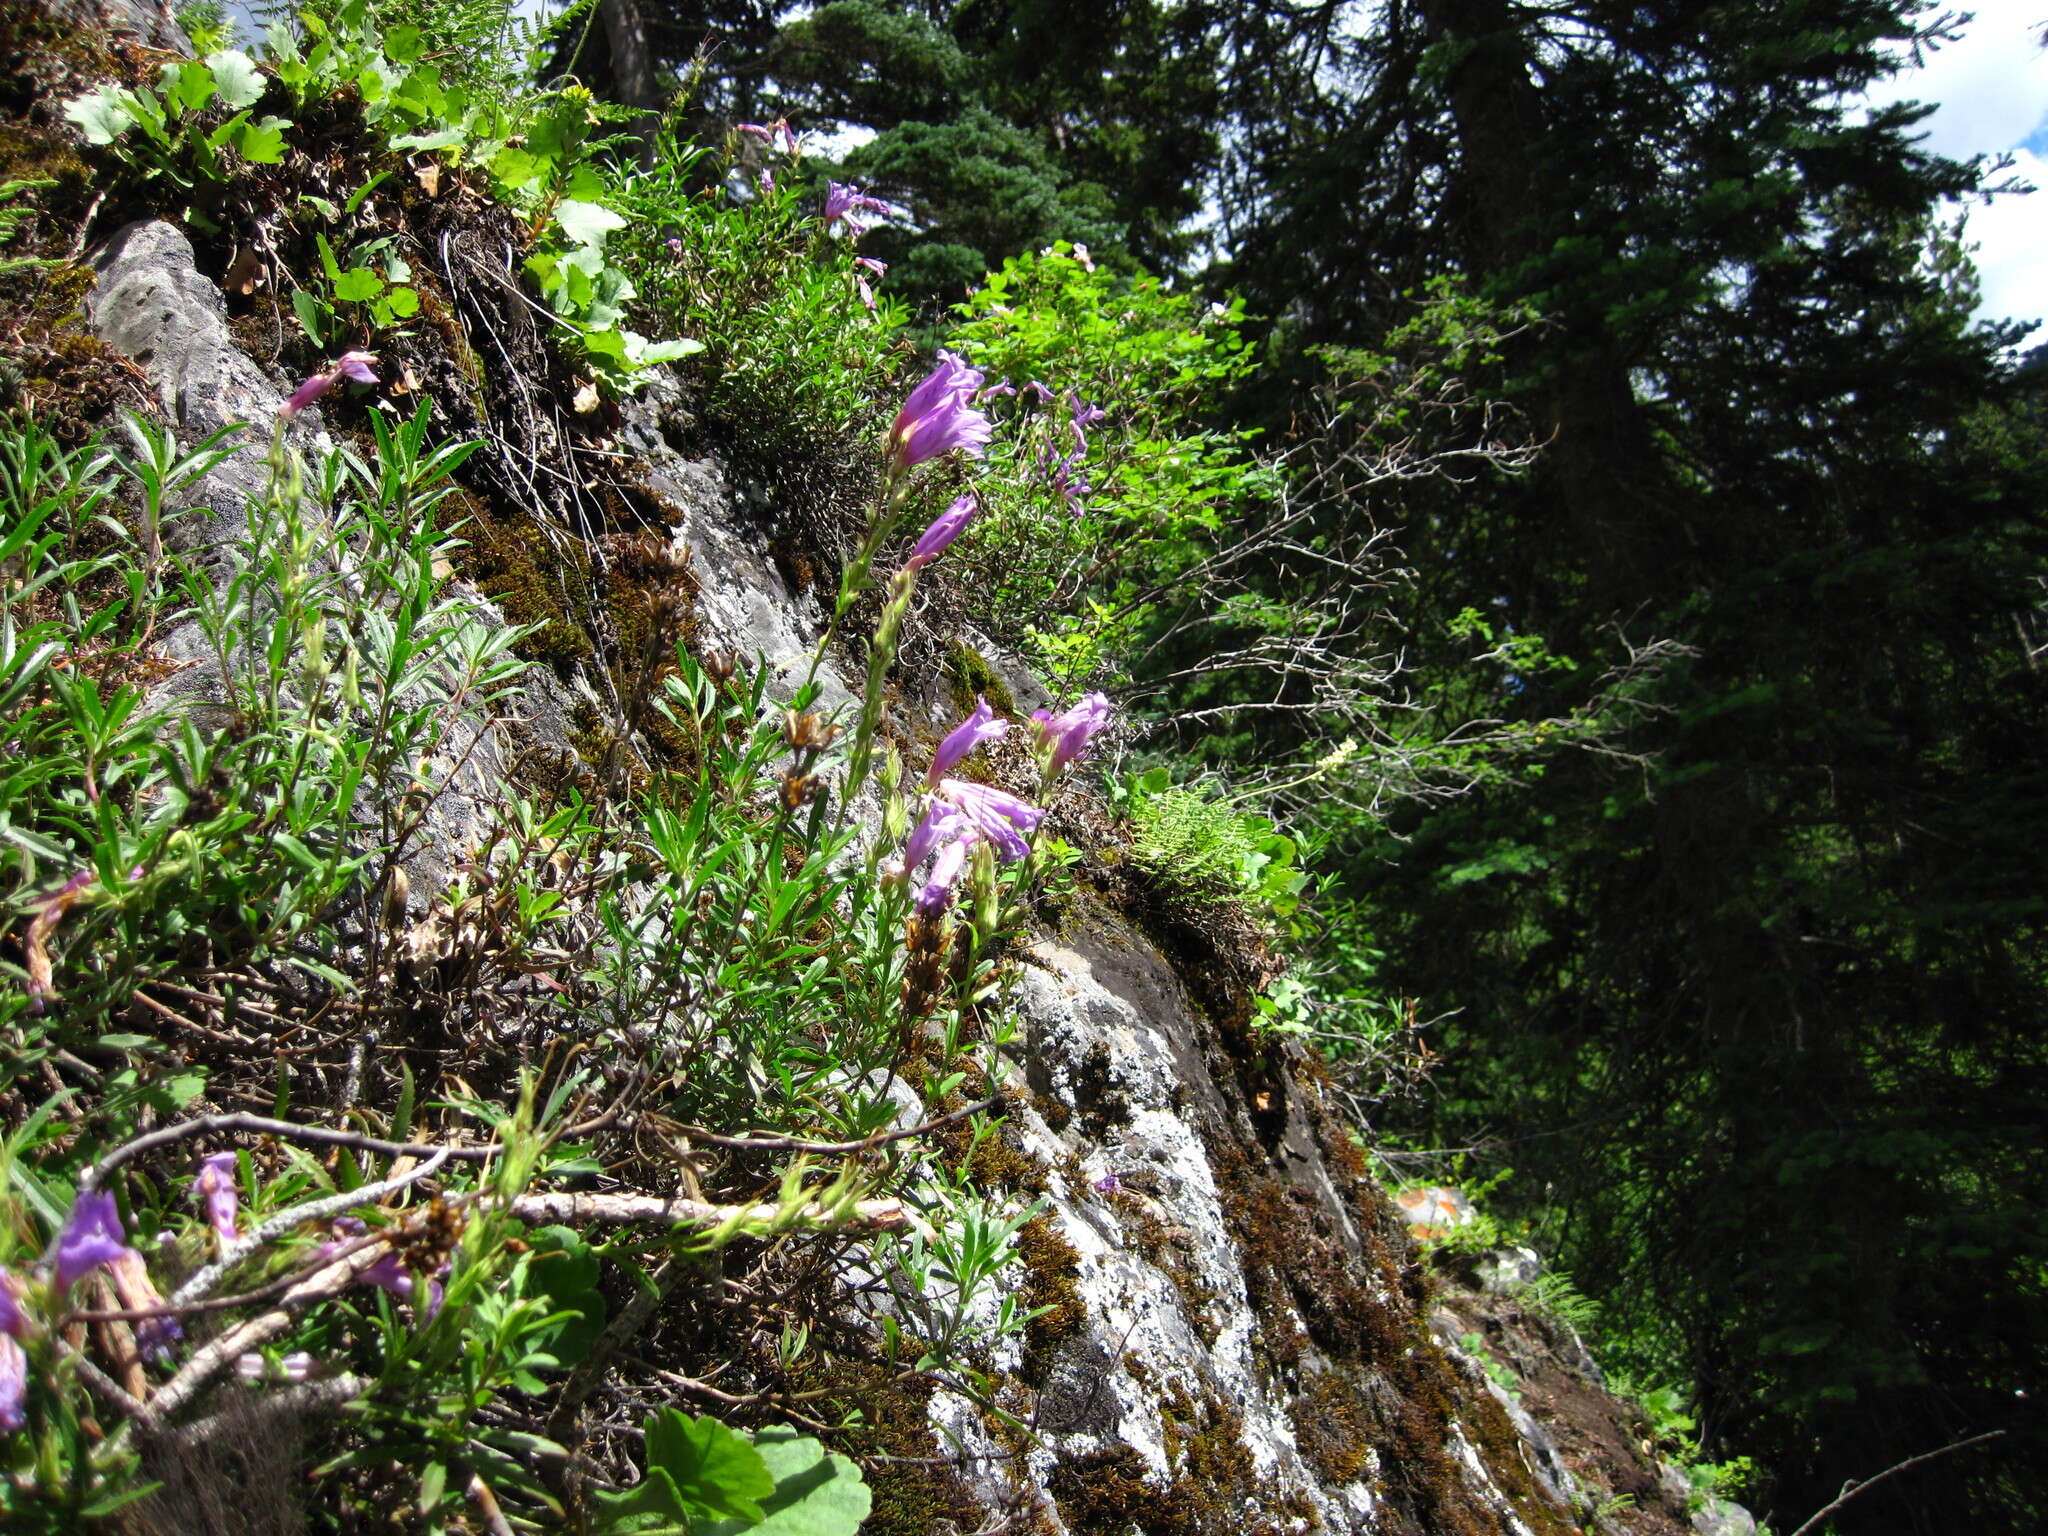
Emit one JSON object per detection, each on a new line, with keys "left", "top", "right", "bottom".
{"left": 702, "top": 650, "right": 739, "bottom": 685}
{"left": 781, "top": 709, "right": 841, "bottom": 754}
{"left": 779, "top": 770, "right": 822, "bottom": 812}
{"left": 380, "top": 866, "right": 411, "bottom": 930}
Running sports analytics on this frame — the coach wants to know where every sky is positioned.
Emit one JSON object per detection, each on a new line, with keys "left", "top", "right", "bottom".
{"left": 1861, "top": 0, "right": 2048, "bottom": 335}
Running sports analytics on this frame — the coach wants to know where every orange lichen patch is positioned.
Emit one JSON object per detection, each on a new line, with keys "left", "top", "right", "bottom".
{"left": 1395, "top": 1184, "right": 1475, "bottom": 1241}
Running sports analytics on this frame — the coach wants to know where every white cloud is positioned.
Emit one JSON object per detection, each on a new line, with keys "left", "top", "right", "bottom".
{"left": 1956, "top": 147, "right": 2048, "bottom": 333}
{"left": 1857, "top": 1, "right": 2048, "bottom": 335}
{"left": 1864, "top": 1, "right": 2048, "bottom": 158}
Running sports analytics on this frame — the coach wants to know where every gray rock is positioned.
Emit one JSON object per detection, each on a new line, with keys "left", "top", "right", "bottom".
{"left": 617, "top": 388, "right": 855, "bottom": 714}
{"left": 1476, "top": 1244, "right": 1544, "bottom": 1293}
{"left": 1693, "top": 1497, "right": 1758, "bottom": 1536}
{"left": 48, "top": 0, "right": 187, "bottom": 49}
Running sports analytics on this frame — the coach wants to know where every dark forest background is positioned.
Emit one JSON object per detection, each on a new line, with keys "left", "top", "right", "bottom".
{"left": 560, "top": 3, "right": 2048, "bottom": 1531}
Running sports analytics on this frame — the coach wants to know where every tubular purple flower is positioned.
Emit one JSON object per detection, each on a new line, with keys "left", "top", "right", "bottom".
{"left": 902, "top": 802, "right": 968, "bottom": 871}
{"left": 1069, "top": 396, "right": 1106, "bottom": 453}
{"left": 108, "top": 1248, "right": 181, "bottom": 1364}
{"left": 361, "top": 1253, "right": 445, "bottom": 1320}
{"left": 280, "top": 350, "right": 378, "bottom": 418}
{"left": 935, "top": 778, "right": 1044, "bottom": 861}
{"left": 906, "top": 494, "right": 979, "bottom": 575}
{"left": 916, "top": 832, "right": 976, "bottom": 915}
{"left": 192, "top": 1153, "right": 238, "bottom": 1242}
{"left": 824, "top": 181, "right": 888, "bottom": 236}
{"left": 889, "top": 353, "right": 991, "bottom": 470}
{"left": 926, "top": 695, "right": 1006, "bottom": 786}
{"left": 854, "top": 255, "right": 887, "bottom": 312}
{"left": 56, "top": 1189, "right": 132, "bottom": 1293}
{"left": 0, "top": 1336, "right": 23, "bottom": 1433}
{"left": 1032, "top": 692, "right": 1113, "bottom": 774}
{"left": 1051, "top": 458, "right": 1089, "bottom": 517}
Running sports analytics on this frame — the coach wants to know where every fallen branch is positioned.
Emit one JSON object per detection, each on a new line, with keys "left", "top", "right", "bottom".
{"left": 506, "top": 1190, "right": 907, "bottom": 1233}
{"left": 1785, "top": 1429, "right": 2007, "bottom": 1536}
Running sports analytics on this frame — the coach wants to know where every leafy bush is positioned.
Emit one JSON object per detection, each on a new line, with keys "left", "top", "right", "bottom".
{"left": 0, "top": 384, "right": 1079, "bottom": 1526}
{"left": 63, "top": 0, "right": 697, "bottom": 390}
{"left": 614, "top": 125, "right": 909, "bottom": 460}
{"left": 944, "top": 245, "right": 1275, "bottom": 691}
{"left": 1119, "top": 765, "right": 1307, "bottom": 920}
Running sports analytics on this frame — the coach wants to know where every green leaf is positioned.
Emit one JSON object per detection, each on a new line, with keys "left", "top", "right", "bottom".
{"left": 488, "top": 145, "right": 540, "bottom": 195}
{"left": 392, "top": 65, "right": 446, "bottom": 120}
{"left": 292, "top": 288, "right": 328, "bottom": 346}
{"left": 64, "top": 88, "right": 137, "bottom": 145}
{"left": 381, "top": 284, "right": 420, "bottom": 319}
{"left": 343, "top": 170, "right": 390, "bottom": 217}
{"left": 631, "top": 336, "right": 706, "bottom": 366}
{"left": 332, "top": 267, "right": 386, "bottom": 303}
{"left": 390, "top": 128, "right": 466, "bottom": 152}
{"left": 232, "top": 114, "right": 290, "bottom": 163}
{"left": 383, "top": 24, "right": 424, "bottom": 63}
{"left": 315, "top": 233, "right": 343, "bottom": 283}
{"left": 646, "top": 1410, "right": 775, "bottom": 1524}
{"left": 164, "top": 60, "right": 218, "bottom": 116}
{"left": 553, "top": 198, "right": 627, "bottom": 248}
{"left": 417, "top": 1461, "right": 447, "bottom": 1514}
{"left": 593, "top": 1465, "right": 690, "bottom": 1534}
{"left": 207, "top": 49, "right": 266, "bottom": 110}
{"left": 145, "top": 1071, "right": 209, "bottom": 1114}
{"left": 698, "top": 1429, "right": 871, "bottom": 1536}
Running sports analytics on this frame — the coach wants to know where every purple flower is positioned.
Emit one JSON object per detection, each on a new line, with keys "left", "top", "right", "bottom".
{"left": 280, "top": 351, "right": 377, "bottom": 418}
{"left": 108, "top": 1248, "right": 181, "bottom": 1364}
{"left": 935, "top": 779, "right": 1044, "bottom": 861}
{"left": 916, "top": 831, "right": 977, "bottom": 916}
{"left": 0, "top": 1270, "right": 20, "bottom": 1340}
{"left": 823, "top": 181, "right": 888, "bottom": 237}
{"left": 361, "top": 1253, "right": 445, "bottom": 1321}
{"left": 1093, "top": 1172, "right": 1122, "bottom": 1195}
{"left": 927, "top": 696, "right": 1007, "bottom": 786}
{"left": 1051, "top": 456, "right": 1089, "bottom": 516}
{"left": 890, "top": 353, "right": 992, "bottom": 470}
{"left": 1069, "top": 395, "right": 1106, "bottom": 453}
{"left": 192, "top": 1153, "right": 239, "bottom": 1242}
{"left": 56, "top": 1189, "right": 133, "bottom": 1293}
{"left": 0, "top": 1336, "right": 23, "bottom": 1432}
{"left": 740, "top": 119, "right": 799, "bottom": 156}
{"left": 854, "top": 255, "right": 887, "bottom": 312}
{"left": 902, "top": 802, "right": 969, "bottom": 871}
{"left": 1031, "top": 693, "right": 1113, "bottom": 774}
{"left": 906, "top": 493, "right": 980, "bottom": 575}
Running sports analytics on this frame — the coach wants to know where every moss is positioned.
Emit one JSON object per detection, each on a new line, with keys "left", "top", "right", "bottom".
{"left": 945, "top": 639, "right": 1017, "bottom": 718}
{"left": 436, "top": 484, "right": 597, "bottom": 666}
{"left": 803, "top": 1362, "right": 986, "bottom": 1536}
{"left": 1016, "top": 1214, "right": 1084, "bottom": 1385}
{"left": 1291, "top": 1369, "right": 1374, "bottom": 1486}
{"left": 1115, "top": 1194, "right": 1223, "bottom": 1348}
{"left": 1047, "top": 1392, "right": 1287, "bottom": 1536}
